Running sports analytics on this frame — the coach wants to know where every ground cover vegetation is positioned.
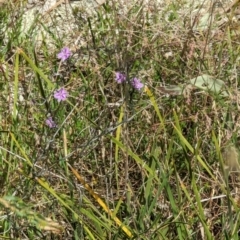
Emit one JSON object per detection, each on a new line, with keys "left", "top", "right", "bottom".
{"left": 0, "top": 0, "right": 240, "bottom": 239}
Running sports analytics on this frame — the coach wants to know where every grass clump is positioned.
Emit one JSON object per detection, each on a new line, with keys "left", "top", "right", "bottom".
{"left": 0, "top": 0, "right": 240, "bottom": 239}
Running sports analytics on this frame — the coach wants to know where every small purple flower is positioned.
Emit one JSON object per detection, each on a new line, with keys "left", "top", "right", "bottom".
{"left": 131, "top": 77, "right": 144, "bottom": 90}
{"left": 46, "top": 116, "right": 57, "bottom": 128}
{"left": 57, "top": 47, "right": 71, "bottom": 61}
{"left": 115, "top": 72, "right": 126, "bottom": 84}
{"left": 54, "top": 88, "right": 69, "bottom": 102}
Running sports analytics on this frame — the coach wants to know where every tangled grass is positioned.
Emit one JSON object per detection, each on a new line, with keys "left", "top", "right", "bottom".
{"left": 0, "top": 0, "right": 240, "bottom": 239}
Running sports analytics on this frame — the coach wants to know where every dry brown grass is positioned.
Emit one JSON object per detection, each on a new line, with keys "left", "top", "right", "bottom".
{"left": 0, "top": 0, "right": 240, "bottom": 239}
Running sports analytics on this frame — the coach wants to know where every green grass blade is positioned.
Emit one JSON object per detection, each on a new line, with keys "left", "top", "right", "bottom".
{"left": 109, "top": 135, "right": 158, "bottom": 182}
{"left": 36, "top": 177, "right": 96, "bottom": 240}
{"left": 17, "top": 48, "right": 54, "bottom": 89}
{"left": 172, "top": 111, "right": 214, "bottom": 179}
{"left": 144, "top": 86, "right": 166, "bottom": 132}
{"left": 12, "top": 52, "right": 19, "bottom": 119}
{"left": 10, "top": 132, "right": 33, "bottom": 167}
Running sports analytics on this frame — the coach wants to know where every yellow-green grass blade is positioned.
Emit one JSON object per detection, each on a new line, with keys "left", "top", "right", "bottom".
{"left": 109, "top": 135, "right": 159, "bottom": 182}
{"left": 12, "top": 52, "right": 19, "bottom": 119}
{"left": 172, "top": 111, "right": 214, "bottom": 179}
{"left": 114, "top": 104, "right": 125, "bottom": 193}
{"left": 36, "top": 177, "right": 96, "bottom": 240}
{"left": 10, "top": 132, "right": 33, "bottom": 167}
{"left": 68, "top": 164, "right": 133, "bottom": 238}
{"left": 144, "top": 86, "right": 166, "bottom": 132}
{"left": 17, "top": 48, "right": 54, "bottom": 89}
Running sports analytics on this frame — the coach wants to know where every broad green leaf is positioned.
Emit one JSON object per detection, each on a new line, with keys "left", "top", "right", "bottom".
{"left": 189, "top": 74, "right": 228, "bottom": 96}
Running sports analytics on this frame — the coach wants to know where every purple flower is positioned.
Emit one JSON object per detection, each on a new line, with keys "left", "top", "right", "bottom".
{"left": 46, "top": 116, "right": 57, "bottom": 128}
{"left": 131, "top": 77, "right": 144, "bottom": 90}
{"left": 57, "top": 47, "right": 71, "bottom": 61}
{"left": 115, "top": 72, "right": 126, "bottom": 84}
{"left": 54, "top": 88, "right": 69, "bottom": 102}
